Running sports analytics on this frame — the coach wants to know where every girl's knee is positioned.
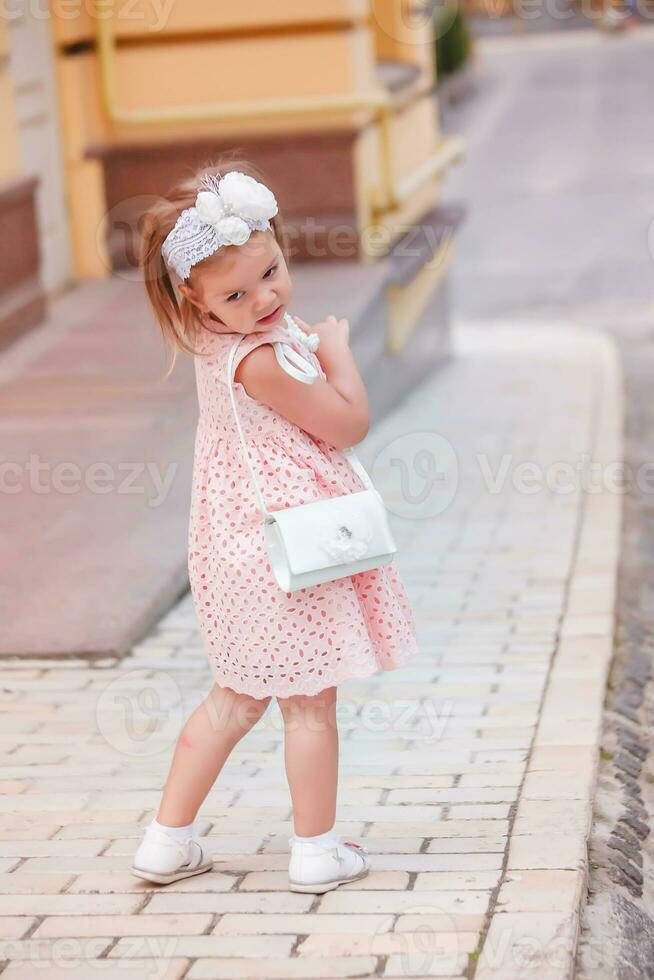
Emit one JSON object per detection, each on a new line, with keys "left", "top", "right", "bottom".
{"left": 277, "top": 685, "right": 336, "bottom": 707}
{"left": 205, "top": 684, "right": 272, "bottom": 735}
{"left": 277, "top": 686, "right": 337, "bottom": 727}
{"left": 209, "top": 682, "right": 271, "bottom": 707}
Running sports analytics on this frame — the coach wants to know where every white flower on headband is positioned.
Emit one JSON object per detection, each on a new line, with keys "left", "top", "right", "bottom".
{"left": 161, "top": 170, "right": 279, "bottom": 280}
{"left": 215, "top": 214, "right": 251, "bottom": 247}
{"left": 195, "top": 190, "right": 225, "bottom": 227}
{"left": 214, "top": 171, "right": 278, "bottom": 223}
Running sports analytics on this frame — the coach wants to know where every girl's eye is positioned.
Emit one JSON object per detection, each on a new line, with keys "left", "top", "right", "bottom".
{"left": 226, "top": 266, "right": 276, "bottom": 302}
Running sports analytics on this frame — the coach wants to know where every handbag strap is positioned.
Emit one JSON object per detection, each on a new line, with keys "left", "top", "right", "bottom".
{"left": 227, "top": 335, "right": 274, "bottom": 521}
{"left": 273, "top": 342, "right": 319, "bottom": 383}
{"left": 226, "top": 333, "right": 378, "bottom": 522}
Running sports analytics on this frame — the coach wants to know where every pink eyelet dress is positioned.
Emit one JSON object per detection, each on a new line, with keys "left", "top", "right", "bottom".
{"left": 187, "top": 313, "right": 421, "bottom": 700}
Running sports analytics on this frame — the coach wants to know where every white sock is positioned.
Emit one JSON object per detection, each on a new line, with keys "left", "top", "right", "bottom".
{"left": 292, "top": 825, "right": 363, "bottom": 875}
{"left": 294, "top": 825, "right": 339, "bottom": 847}
{"left": 148, "top": 817, "right": 195, "bottom": 843}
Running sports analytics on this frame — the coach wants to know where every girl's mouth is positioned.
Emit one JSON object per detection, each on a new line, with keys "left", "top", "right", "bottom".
{"left": 257, "top": 304, "right": 282, "bottom": 325}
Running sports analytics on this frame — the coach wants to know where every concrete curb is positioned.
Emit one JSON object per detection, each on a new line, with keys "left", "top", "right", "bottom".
{"left": 454, "top": 322, "right": 624, "bottom": 979}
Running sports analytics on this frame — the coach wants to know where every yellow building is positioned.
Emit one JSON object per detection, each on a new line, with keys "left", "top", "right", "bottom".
{"left": 0, "top": 1, "right": 464, "bottom": 353}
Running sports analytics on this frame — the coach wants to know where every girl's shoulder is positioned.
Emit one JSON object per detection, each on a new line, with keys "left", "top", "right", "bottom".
{"left": 238, "top": 313, "right": 324, "bottom": 384}
{"left": 197, "top": 313, "right": 314, "bottom": 366}
{"left": 194, "top": 320, "right": 271, "bottom": 388}
{"left": 195, "top": 317, "right": 289, "bottom": 354}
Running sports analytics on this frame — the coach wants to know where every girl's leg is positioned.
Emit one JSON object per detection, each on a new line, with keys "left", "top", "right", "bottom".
{"left": 277, "top": 685, "right": 338, "bottom": 836}
{"left": 156, "top": 682, "right": 272, "bottom": 826}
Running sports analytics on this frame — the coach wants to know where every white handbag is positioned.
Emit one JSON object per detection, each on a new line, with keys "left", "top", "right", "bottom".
{"left": 227, "top": 332, "right": 398, "bottom": 593}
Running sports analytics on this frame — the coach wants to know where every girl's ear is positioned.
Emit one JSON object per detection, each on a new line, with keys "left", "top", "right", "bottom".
{"left": 178, "top": 282, "right": 205, "bottom": 311}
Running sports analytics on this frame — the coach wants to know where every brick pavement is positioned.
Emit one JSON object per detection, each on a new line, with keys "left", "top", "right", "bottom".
{"left": 0, "top": 320, "right": 622, "bottom": 978}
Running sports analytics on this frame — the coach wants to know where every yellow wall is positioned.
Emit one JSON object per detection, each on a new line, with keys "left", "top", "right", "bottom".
{"left": 372, "top": 0, "right": 436, "bottom": 80}
{"left": 52, "top": 0, "right": 371, "bottom": 45}
{"left": 355, "top": 99, "right": 443, "bottom": 256}
{"left": 0, "top": 20, "right": 21, "bottom": 181}
{"left": 52, "top": 0, "right": 445, "bottom": 276}
{"left": 54, "top": 51, "right": 109, "bottom": 277}
{"left": 112, "top": 29, "right": 377, "bottom": 112}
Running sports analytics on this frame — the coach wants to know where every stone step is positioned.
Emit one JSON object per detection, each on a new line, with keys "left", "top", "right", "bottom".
{"left": 291, "top": 200, "right": 466, "bottom": 418}
{"left": 0, "top": 224, "right": 461, "bottom": 659}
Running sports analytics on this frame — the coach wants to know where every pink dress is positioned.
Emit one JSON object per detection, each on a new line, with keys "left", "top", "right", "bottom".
{"left": 187, "top": 315, "right": 420, "bottom": 700}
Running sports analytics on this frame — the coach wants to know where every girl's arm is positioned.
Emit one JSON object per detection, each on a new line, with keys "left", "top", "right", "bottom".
{"left": 234, "top": 319, "right": 370, "bottom": 450}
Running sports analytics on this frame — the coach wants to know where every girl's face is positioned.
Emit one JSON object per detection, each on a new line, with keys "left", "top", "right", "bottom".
{"left": 178, "top": 231, "right": 291, "bottom": 335}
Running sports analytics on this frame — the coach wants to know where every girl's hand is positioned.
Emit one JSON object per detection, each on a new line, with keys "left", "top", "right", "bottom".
{"left": 294, "top": 314, "right": 350, "bottom": 350}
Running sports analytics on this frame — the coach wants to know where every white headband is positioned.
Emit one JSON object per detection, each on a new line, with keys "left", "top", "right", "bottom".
{"left": 161, "top": 170, "right": 279, "bottom": 281}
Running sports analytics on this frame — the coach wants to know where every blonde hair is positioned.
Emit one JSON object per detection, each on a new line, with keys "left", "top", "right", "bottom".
{"left": 139, "top": 153, "right": 288, "bottom": 381}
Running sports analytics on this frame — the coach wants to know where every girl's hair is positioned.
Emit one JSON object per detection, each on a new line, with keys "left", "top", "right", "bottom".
{"left": 139, "top": 153, "right": 288, "bottom": 380}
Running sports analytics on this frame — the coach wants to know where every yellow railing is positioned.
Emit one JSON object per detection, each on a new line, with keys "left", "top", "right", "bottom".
{"left": 94, "top": 5, "right": 464, "bottom": 218}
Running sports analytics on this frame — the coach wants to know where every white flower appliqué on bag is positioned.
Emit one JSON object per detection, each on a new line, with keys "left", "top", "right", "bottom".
{"left": 319, "top": 509, "right": 373, "bottom": 563}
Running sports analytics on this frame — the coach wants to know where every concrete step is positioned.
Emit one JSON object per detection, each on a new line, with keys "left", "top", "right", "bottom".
{"left": 291, "top": 200, "right": 466, "bottom": 418}
{"left": 0, "top": 279, "right": 196, "bottom": 660}
{"left": 1, "top": 215, "right": 463, "bottom": 659}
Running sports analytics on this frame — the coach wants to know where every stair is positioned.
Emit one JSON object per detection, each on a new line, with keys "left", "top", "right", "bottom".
{"left": 0, "top": 203, "right": 464, "bottom": 659}
{"left": 291, "top": 200, "right": 466, "bottom": 418}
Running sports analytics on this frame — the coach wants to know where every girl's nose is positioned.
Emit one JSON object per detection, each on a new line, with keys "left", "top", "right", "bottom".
{"left": 255, "top": 293, "right": 277, "bottom": 316}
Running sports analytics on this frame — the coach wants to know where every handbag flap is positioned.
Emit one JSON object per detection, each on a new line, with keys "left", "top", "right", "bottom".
{"left": 266, "top": 489, "right": 396, "bottom": 575}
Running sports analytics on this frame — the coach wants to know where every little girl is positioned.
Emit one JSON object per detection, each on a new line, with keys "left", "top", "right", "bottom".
{"left": 131, "top": 157, "right": 420, "bottom": 893}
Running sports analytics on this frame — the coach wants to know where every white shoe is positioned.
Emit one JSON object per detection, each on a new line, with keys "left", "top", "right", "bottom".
{"left": 131, "top": 825, "right": 214, "bottom": 885}
{"left": 287, "top": 834, "right": 370, "bottom": 893}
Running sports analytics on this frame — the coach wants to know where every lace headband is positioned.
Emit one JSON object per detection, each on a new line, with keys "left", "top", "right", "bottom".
{"left": 161, "top": 171, "right": 279, "bottom": 281}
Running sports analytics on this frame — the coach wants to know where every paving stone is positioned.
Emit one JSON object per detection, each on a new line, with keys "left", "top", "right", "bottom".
{"left": 623, "top": 798, "right": 649, "bottom": 822}
{"left": 616, "top": 749, "right": 644, "bottom": 776}
{"left": 318, "top": 890, "right": 491, "bottom": 915}
{"left": 0, "top": 936, "right": 113, "bottom": 960}
{"left": 186, "top": 955, "right": 378, "bottom": 978}
{"left": 495, "top": 870, "right": 586, "bottom": 914}
{"left": 507, "top": 832, "right": 586, "bottom": 871}
{"left": 0, "top": 871, "right": 79, "bottom": 895}
{"left": 0, "top": 916, "right": 38, "bottom": 939}
{"left": 370, "top": 852, "right": 503, "bottom": 872}
{"left": 608, "top": 864, "right": 641, "bottom": 898}
{"left": 425, "top": 837, "right": 507, "bottom": 855}
{"left": 368, "top": 819, "right": 510, "bottom": 838}
{"left": 413, "top": 871, "right": 499, "bottom": 890}
{"left": 512, "top": 799, "right": 590, "bottom": 835}
{"left": 607, "top": 833, "right": 643, "bottom": 868}
{"left": 297, "top": 929, "right": 476, "bottom": 964}
{"left": 108, "top": 933, "right": 296, "bottom": 959}
{"left": 33, "top": 913, "right": 214, "bottom": 938}
{"left": 609, "top": 852, "right": 644, "bottom": 889}
{"left": 616, "top": 736, "right": 648, "bottom": 761}
{"left": 144, "top": 892, "right": 314, "bottom": 915}
{"left": 617, "top": 812, "right": 650, "bottom": 840}
{"left": 474, "top": 910, "right": 577, "bottom": 980}
{"left": 0, "top": 894, "right": 144, "bottom": 916}
{"left": 2, "top": 957, "right": 191, "bottom": 978}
